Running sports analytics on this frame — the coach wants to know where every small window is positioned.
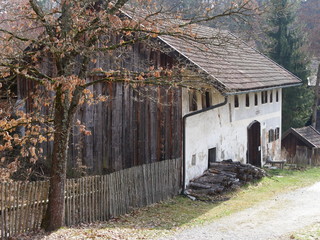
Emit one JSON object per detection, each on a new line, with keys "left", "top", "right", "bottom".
{"left": 270, "top": 91, "right": 273, "bottom": 103}
{"left": 275, "top": 127, "right": 280, "bottom": 140}
{"left": 208, "top": 148, "right": 216, "bottom": 168}
{"left": 234, "top": 95, "right": 239, "bottom": 108}
{"left": 276, "top": 90, "right": 279, "bottom": 102}
{"left": 189, "top": 91, "right": 198, "bottom": 111}
{"left": 254, "top": 93, "right": 258, "bottom": 106}
{"left": 191, "top": 154, "right": 196, "bottom": 166}
{"left": 268, "top": 129, "right": 274, "bottom": 143}
{"left": 245, "top": 94, "right": 250, "bottom": 107}
{"left": 261, "top": 91, "right": 268, "bottom": 104}
{"left": 202, "top": 91, "right": 211, "bottom": 108}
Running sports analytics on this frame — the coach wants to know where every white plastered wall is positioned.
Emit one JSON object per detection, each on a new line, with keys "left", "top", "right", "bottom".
{"left": 183, "top": 88, "right": 283, "bottom": 186}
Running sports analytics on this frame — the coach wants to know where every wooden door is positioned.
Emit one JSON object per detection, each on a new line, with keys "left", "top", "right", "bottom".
{"left": 247, "top": 121, "right": 261, "bottom": 167}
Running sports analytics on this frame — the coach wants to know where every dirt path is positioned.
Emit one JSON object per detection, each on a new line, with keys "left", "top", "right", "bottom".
{"left": 161, "top": 182, "right": 320, "bottom": 240}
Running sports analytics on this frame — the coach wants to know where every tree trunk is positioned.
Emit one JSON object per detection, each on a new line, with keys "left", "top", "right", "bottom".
{"left": 41, "top": 89, "right": 73, "bottom": 231}
{"left": 312, "top": 63, "right": 320, "bottom": 128}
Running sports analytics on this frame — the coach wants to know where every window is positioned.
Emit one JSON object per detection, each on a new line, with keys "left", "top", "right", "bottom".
{"left": 208, "top": 148, "right": 216, "bottom": 168}
{"left": 234, "top": 95, "right": 239, "bottom": 108}
{"left": 268, "top": 129, "right": 275, "bottom": 142}
{"left": 245, "top": 94, "right": 250, "bottom": 107}
{"left": 261, "top": 91, "right": 268, "bottom": 104}
{"left": 270, "top": 91, "right": 273, "bottom": 103}
{"left": 202, "top": 91, "right": 211, "bottom": 108}
{"left": 275, "top": 127, "right": 280, "bottom": 140}
{"left": 191, "top": 154, "right": 196, "bottom": 166}
{"left": 189, "top": 91, "right": 198, "bottom": 111}
{"left": 254, "top": 93, "right": 258, "bottom": 106}
{"left": 276, "top": 90, "right": 279, "bottom": 102}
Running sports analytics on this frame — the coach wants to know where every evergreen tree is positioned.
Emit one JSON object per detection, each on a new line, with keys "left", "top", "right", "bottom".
{"left": 265, "top": 0, "right": 313, "bottom": 131}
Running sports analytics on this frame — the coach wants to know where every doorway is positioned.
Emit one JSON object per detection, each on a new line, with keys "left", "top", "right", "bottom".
{"left": 208, "top": 147, "right": 216, "bottom": 168}
{"left": 247, "top": 121, "right": 261, "bottom": 167}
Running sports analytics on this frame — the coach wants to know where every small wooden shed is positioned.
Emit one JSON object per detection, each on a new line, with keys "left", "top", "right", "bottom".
{"left": 282, "top": 126, "right": 320, "bottom": 165}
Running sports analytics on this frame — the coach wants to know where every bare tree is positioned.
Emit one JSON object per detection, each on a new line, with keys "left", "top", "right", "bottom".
{"left": 0, "top": 0, "right": 258, "bottom": 231}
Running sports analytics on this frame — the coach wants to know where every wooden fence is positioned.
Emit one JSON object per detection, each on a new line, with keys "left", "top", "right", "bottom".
{"left": 284, "top": 146, "right": 320, "bottom": 166}
{"left": 0, "top": 181, "right": 49, "bottom": 238}
{"left": 0, "top": 158, "right": 181, "bottom": 239}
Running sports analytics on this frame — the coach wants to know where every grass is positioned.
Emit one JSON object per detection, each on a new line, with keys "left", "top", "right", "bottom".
{"left": 75, "top": 167, "right": 320, "bottom": 239}
{"left": 288, "top": 223, "right": 320, "bottom": 240}
{"left": 24, "top": 167, "right": 320, "bottom": 240}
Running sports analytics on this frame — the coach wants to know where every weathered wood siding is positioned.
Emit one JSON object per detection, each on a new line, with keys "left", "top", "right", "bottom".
{"left": 69, "top": 82, "right": 182, "bottom": 174}
{"left": 17, "top": 41, "right": 183, "bottom": 175}
{"left": 283, "top": 146, "right": 320, "bottom": 166}
{"left": 281, "top": 132, "right": 311, "bottom": 157}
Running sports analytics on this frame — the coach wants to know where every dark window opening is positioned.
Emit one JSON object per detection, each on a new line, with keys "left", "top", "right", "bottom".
{"left": 208, "top": 148, "right": 216, "bottom": 168}
{"left": 261, "top": 91, "right": 268, "bottom": 104}
{"left": 192, "top": 154, "right": 197, "bottom": 166}
{"left": 270, "top": 91, "right": 273, "bottom": 103}
{"left": 275, "top": 127, "right": 280, "bottom": 140}
{"left": 254, "top": 93, "right": 258, "bottom": 106}
{"left": 268, "top": 129, "right": 275, "bottom": 143}
{"left": 234, "top": 95, "right": 239, "bottom": 108}
{"left": 202, "top": 91, "right": 211, "bottom": 108}
{"left": 276, "top": 90, "right": 279, "bottom": 102}
{"left": 189, "top": 91, "right": 198, "bottom": 111}
{"left": 245, "top": 94, "right": 250, "bottom": 107}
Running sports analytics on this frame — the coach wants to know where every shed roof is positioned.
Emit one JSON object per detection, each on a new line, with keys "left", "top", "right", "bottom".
{"left": 282, "top": 126, "right": 320, "bottom": 148}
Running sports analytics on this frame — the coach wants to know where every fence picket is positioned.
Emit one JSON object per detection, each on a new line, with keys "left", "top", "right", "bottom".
{"left": 96, "top": 177, "right": 99, "bottom": 222}
{"left": 1, "top": 183, "right": 3, "bottom": 239}
{"left": 36, "top": 181, "right": 43, "bottom": 229}
{"left": 72, "top": 179, "right": 75, "bottom": 224}
{"left": 3, "top": 183, "right": 8, "bottom": 238}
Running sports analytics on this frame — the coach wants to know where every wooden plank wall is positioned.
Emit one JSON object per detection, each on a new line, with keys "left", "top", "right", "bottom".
{"left": 17, "top": 41, "right": 183, "bottom": 176}
{"left": 0, "top": 158, "right": 181, "bottom": 239}
{"left": 69, "top": 82, "right": 182, "bottom": 174}
{"left": 284, "top": 146, "right": 320, "bottom": 166}
{"left": 68, "top": 41, "right": 182, "bottom": 174}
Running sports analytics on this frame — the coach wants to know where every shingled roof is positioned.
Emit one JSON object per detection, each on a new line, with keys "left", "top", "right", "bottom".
{"left": 283, "top": 126, "right": 320, "bottom": 148}
{"left": 159, "top": 24, "right": 302, "bottom": 93}
{"left": 122, "top": 6, "right": 302, "bottom": 94}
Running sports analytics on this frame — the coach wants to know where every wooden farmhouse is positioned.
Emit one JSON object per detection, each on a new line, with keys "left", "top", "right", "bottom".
{"left": 163, "top": 25, "right": 302, "bottom": 185}
{"left": 15, "top": 9, "right": 302, "bottom": 187}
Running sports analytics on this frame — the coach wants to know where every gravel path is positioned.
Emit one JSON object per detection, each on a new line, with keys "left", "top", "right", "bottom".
{"left": 161, "top": 182, "right": 320, "bottom": 240}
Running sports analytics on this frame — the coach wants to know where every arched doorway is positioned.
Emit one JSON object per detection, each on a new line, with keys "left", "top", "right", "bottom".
{"left": 247, "top": 121, "right": 261, "bottom": 167}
